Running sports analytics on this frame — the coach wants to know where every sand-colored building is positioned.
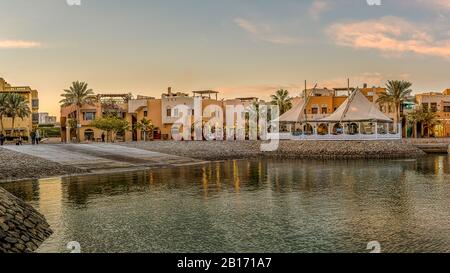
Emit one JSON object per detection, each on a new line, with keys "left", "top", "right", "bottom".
{"left": 415, "top": 89, "right": 450, "bottom": 137}
{"left": 0, "top": 78, "right": 39, "bottom": 138}
{"left": 60, "top": 94, "right": 132, "bottom": 142}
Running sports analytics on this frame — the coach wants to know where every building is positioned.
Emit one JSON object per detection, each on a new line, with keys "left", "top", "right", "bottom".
{"left": 60, "top": 93, "right": 132, "bottom": 142}
{"left": 415, "top": 89, "right": 450, "bottom": 137}
{"left": 38, "top": 112, "right": 58, "bottom": 125}
{"left": 0, "top": 77, "right": 39, "bottom": 138}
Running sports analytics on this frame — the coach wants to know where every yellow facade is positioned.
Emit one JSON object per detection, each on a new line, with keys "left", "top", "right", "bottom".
{"left": 415, "top": 90, "right": 450, "bottom": 137}
{"left": 0, "top": 78, "right": 39, "bottom": 138}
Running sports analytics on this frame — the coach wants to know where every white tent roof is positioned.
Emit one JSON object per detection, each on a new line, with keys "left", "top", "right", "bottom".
{"left": 320, "top": 89, "right": 393, "bottom": 123}
{"left": 276, "top": 98, "right": 308, "bottom": 122}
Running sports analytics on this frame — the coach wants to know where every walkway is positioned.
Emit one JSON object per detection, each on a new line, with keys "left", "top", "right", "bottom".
{"left": 3, "top": 143, "right": 206, "bottom": 173}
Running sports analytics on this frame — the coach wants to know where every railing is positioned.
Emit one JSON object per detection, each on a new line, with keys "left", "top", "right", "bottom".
{"left": 268, "top": 124, "right": 402, "bottom": 141}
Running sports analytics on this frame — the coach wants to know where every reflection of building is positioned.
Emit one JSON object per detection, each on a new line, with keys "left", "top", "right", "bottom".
{"left": 38, "top": 112, "right": 57, "bottom": 125}
{"left": 415, "top": 89, "right": 450, "bottom": 137}
{"left": 0, "top": 77, "right": 39, "bottom": 138}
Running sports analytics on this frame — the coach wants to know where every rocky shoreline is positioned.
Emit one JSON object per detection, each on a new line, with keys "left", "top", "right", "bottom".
{"left": 122, "top": 140, "right": 427, "bottom": 161}
{"left": 0, "top": 187, "right": 53, "bottom": 253}
{"left": 0, "top": 147, "right": 87, "bottom": 183}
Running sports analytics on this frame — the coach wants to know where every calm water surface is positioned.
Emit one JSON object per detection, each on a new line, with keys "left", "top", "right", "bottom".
{"left": 2, "top": 156, "right": 450, "bottom": 253}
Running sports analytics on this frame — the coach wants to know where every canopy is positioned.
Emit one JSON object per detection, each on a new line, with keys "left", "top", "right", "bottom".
{"left": 276, "top": 98, "right": 309, "bottom": 122}
{"left": 320, "top": 89, "right": 393, "bottom": 123}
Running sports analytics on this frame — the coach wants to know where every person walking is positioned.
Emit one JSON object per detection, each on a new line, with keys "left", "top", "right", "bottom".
{"left": 101, "top": 132, "right": 105, "bottom": 143}
{"left": 0, "top": 133, "right": 4, "bottom": 146}
{"left": 30, "top": 131, "right": 36, "bottom": 145}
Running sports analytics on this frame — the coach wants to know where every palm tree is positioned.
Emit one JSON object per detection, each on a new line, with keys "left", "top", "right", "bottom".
{"left": 377, "top": 80, "right": 412, "bottom": 132}
{"left": 60, "top": 81, "right": 94, "bottom": 142}
{"left": 0, "top": 93, "right": 8, "bottom": 134}
{"left": 134, "top": 118, "right": 153, "bottom": 141}
{"left": 271, "top": 89, "right": 292, "bottom": 115}
{"left": 5, "top": 93, "right": 31, "bottom": 137}
{"left": 408, "top": 107, "right": 440, "bottom": 138}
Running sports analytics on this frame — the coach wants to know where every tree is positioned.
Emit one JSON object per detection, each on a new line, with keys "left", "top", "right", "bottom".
{"left": 134, "top": 118, "right": 153, "bottom": 141}
{"left": 377, "top": 80, "right": 412, "bottom": 132}
{"left": 5, "top": 93, "right": 31, "bottom": 137}
{"left": 271, "top": 89, "right": 292, "bottom": 115}
{"left": 0, "top": 93, "right": 7, "bottom": 134}
{"left": 60, "top": 81, "right": 94, "bottom": 142}
{"left": 408, "top": 107, "right": 440, "bottom": 138}
{"left": 91, "top": 115, "right": 129, "bottom": 142}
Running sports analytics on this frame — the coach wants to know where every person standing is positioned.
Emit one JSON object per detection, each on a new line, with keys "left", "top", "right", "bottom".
{"left": 101, "top": 132, "right": 105, "bottom": 142}
{"left": 35, "top": 130, "right": 41, "bottom": 145}
{"left": 0, "top": 133, "right": 4, "bottom": 146}
{"left": 30, "top": 131, "right": 36, "bottom": 145}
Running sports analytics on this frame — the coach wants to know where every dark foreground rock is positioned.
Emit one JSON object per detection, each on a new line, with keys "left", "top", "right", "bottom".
{"left": 0, "top": 147, "right": 87, "bottom": 182}
{"left": 0, "top": 187, "right": 53, "bottom": 253}
{"left": 121, "top": 140, "right": 427, "bottom": 161}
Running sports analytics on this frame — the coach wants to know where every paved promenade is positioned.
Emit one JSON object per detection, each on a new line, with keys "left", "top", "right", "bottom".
{"left": 3, "top": 143, "right": 205, "bottom": 173}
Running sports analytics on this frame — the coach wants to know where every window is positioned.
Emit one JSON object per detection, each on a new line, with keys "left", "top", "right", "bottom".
{"left": 83, "top": 112, "right": 96, "bottom": 121}
{"left": 444, "top": 106, "right": 450, "bottom": 112}
{"left": 422, "top": 103, "right": 429, "bottom": 110}
{"left": 321, "top": 107, "right": 328, "bottom": 114}
{"left": 430, "top": 103, "right": 437, "bottom": 112}
{"left": 144, "top": 111, "right": 148, "bottom": 117}
{"left": 311, "top": 108, "right": 318, "bottom": 114}
{"left": 166, "top": 108, "right": 172, "bottom": 117}
{"left": 32, "top": 99, "right": 39, "bottom": 108}
{"left": 174, "top": 108, "right": 179, "bottom": 117}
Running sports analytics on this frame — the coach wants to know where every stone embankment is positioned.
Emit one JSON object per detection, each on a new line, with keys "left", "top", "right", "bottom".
{"left": 0, "top": 187, "right": 53, "bottom": 253}
{"left": 122, "top": 140, "right": 427, "bottom": 161}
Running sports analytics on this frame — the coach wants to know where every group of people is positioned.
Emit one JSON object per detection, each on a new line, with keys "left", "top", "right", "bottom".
{"left": 30, "top": 130, "right": 41, "bottom": 145}
{"left": 0, "top": 131, "right": 41, "bottom": 146}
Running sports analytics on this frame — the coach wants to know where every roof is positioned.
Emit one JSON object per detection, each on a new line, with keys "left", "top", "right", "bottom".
{"left": 276, "top": 98, "right": 309, "bottom": 122}
{"left": 320, "top": 89, "right": 393, "bottom": 123}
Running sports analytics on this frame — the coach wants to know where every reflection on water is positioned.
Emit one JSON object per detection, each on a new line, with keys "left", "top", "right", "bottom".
{"left": 2, "top": 155, "right": 450, "bottom": 253}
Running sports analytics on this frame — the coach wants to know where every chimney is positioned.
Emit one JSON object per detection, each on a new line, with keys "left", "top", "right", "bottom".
{"left": 168, "top": 87, "right": 172, "bottom": 96}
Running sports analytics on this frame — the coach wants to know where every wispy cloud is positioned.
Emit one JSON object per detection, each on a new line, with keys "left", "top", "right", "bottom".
{"left": 309, "top": 0, "right": 332, "bottom": 21}
{"left": 0, "top": 40, "right": 42, "bottom": 49}
{"left": 327, "top": 16, "right": 450, "bottom": 58}
{"left": 234, "top": 18, "right": 305, "bottom": 45}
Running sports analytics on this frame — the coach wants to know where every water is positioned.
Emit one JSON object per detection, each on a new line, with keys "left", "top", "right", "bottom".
{"left": 2, "top": 156, "right": 450, "bottom": 253}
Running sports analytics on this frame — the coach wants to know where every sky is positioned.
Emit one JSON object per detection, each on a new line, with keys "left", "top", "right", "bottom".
{"left": 1, "top": 0, "right": 450, "bottom": 117}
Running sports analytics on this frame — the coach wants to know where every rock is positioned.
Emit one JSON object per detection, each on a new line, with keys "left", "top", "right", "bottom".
{"left": 0, "top": 187, "right": 53, "bottom": 253}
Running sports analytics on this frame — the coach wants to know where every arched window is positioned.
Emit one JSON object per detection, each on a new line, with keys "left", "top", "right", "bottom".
{"left": 346, "top": 123, "right": 359, "bottom": 135}
{"left": 304, "top": 123, "right": 314, "bottom": 135}
{"left": 317, "top": 123, "right": 329, "bottom": 135}
{"left": 332, "top": 123, "right": 343, "bottom": 135}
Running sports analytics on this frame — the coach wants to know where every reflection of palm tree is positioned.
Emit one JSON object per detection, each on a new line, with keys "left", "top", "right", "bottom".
{"left": 60, "top": 81, "right": 94, "bottom": 142}
{"left": 377, "top": 80, "right": 412, "bottom": 132}
{"left": 271, "top": 89, "right": 292, "bottom": 115}
{"left": 5, "top": 93, "right": 31, "bottom": 137}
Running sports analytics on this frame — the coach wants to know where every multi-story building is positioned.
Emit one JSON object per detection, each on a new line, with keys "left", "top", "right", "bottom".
{"left": 38, "top": 112, "right": 58, "bottom": 125}
{"left": 0, "top": 77, "right": 39, "bottom": 138}
{"left": 60, "top": 93, "right": 132, "bottom": 142}
{"left": 415, "top": 89, "right": 450, "bottom": 137}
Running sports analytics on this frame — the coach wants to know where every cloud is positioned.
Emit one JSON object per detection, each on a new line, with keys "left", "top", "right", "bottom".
{"left": 0, "top": 40, "right": 42, "bottom": 49}
{"left": 416, "top": 0, "right": 450, "bottom": 10}
{"left": 327, "top": 16, "right": 450, "bottom": 58}
{"left": 234, "top": 18, "right": 304, "bottom": 45}
{"left": 309, "top": 0, "right": 332, "bottom": 20}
